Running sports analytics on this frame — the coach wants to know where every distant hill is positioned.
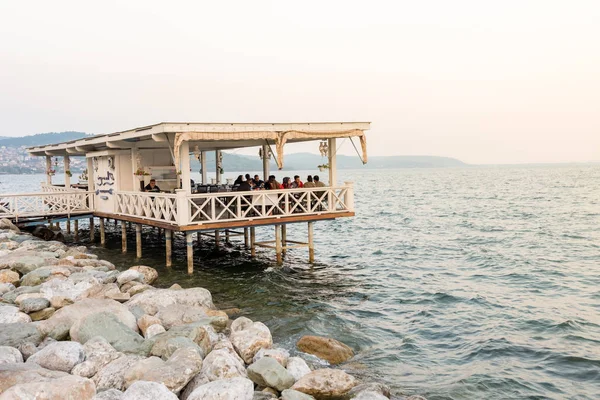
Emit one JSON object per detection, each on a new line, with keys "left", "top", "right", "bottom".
{"left": 0, "top": 131, "right": 89, "bottom": 147}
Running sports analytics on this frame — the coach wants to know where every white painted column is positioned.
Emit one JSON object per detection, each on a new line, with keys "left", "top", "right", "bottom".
{"left": 250, "top": 227, "right": 256, "bottom": 257}
{"left": 46, "top": 156, "right": 52, "bottom": 185}
{"left": 215, "top": 150, "right": 222, "bottom": 184}
{"left": 180, "top": 141, "right": 191, "bottom": 193}
{"left": 344, "top": 181, "right": 355, "bottom": 211}
{"left": 328, "top": 138, "right": 337, "bottom": 186}
{"left": 275, "top": 225, "right": 282, "bottom": 265}
{"left": 201, "top": 151, "right": 207, "bottom": 184}
{"left": 87, "top": 157, "right": 95, "bottom": 210}
{"left": 64, "top": 156, "right": 71, "bottom": 189}
{"left": 308, "top": 221, "right": 315, "bottom": 263}
{"left": 262, "top": 144, "right": 270, "bottom": 181}
{"left": 175, "top": 189, "right": 190, "bottom": 226}
{"left": 131, "top": 146, "right": 140, "bottom": 191}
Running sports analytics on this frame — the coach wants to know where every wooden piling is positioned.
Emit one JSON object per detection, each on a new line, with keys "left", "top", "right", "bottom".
{"left": 308, "top": 221, "right": 314, "bottom": 263}
{"left": 66, "top": 220, "right": 71, "bottom": 234}
{"left": 214, "top": 230, "right": 220, "bottom": 249}
{"left": 165, "top": 230, "right": 172, "bottom": 267}
{"left": 99, "top": 218, "right": 106, "bottom": 245}
{"left": 275, "top": 225, "right": 282, "bottom": 265}
{"left": 74, "top": 219, "right": 79, "bottom": 241}
{"left": 250, "top": 227, "right": 256, "bottom": 257}
{"left": 121, "top": 221, "right": 127, "bottom": 253}
{"left": 244, "top": 228, "right": 249, "bottom": 248}
{"left": 186, "top": 232, "right": 194, "bottom": 274}
{"left": 225, "top": 229, "right": 230, "bottom": 244}
{"left": 136, "top": 224, "right": 142, "bottom": 258}
{"left": 281, "top": 224, "right": 287, "bottom": 254}
{"left": 89, "top": 218, "right": 95, "bottom": 242}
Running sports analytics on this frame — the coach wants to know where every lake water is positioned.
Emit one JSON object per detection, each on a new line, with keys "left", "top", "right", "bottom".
{"left": 1, "top": 165, "right": 599, "bottom": 399}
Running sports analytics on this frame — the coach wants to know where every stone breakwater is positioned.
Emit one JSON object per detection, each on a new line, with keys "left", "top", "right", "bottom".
{"left": 0, "top": 220, "right": 425, "bottom": 400}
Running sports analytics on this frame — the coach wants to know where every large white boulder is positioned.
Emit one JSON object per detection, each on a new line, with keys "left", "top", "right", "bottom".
{"left": 122, "top": 381, "right": 178, "bottom": 400}
{"left": 291, "top": 368, "right": 357, "bottom": 398}
{"left": 126, "top": 287, "right": 214, "bottom": 316}
{"left": 247, "top": 356, "right": 295, "bottom": 392}
{"left": 0, "top": 306, "right": 31, "bottom": 324}
{"left": 72, "top": 336, "right": 122, "bottom": 378}
{"left": 229, "top": 318, "right": 272, "bottom": 364}
{"left": 26, "top": 340, "right": 85, "bottom": 373}
{"left": 0, "top": 346, "right": 23, "bottom": 364}
{"left": 187, "top": 377, "right": 254, "bottom": 400}
{"left": 286, "top": 357, "right": 311, "bottom": 382}
{"left": 1, "top": 373, "right": 96, "bottom": 399}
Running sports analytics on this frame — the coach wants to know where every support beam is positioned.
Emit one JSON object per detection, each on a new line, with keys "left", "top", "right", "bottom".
{"left": 74, "top": 220, "right": 79, "bottom": 241}
{"left": 165, "top": 230, "right": 172, "bottom": 267}
{"left": 121, "top": 221, "right": 127, "bottom": 253}
{"left": 180, "top": 141, "right": 191, "bottom": 194}
{"left": 136, "top": 224, "right": 142, "bottom": 258}
{"left": 308, "top": 221, "right": 315, "bottom": 263}
{"left": 87, "top": 157, "right": 95, "bottom": 210}
{"left": 244, "top": 228, "right": 249, "bottom": 248}
{"left": 214, "top": 230, "right": 220, "bottom": 249}
{"left": 186, "top": 232, "right": 194, "bottom": 274}
{"left": 64, "top": 156, "right": 71, "bottom": 189}
{"left": 328, "top": 138, "right": 337, "bottom": 186}
{"left": 262, "top": 144, "right": 270, "bottom": 181}
{"left": 99, "top": 218, "right": 105, "bottom": 245}
{"left": 89, "top": 218, "right": 95, "bottom": 242}
{"left": 45, "top": 156, "right": 52, "bottom": 185}
{"left": 225, "top": 229, "right": 230, "bottom": 244}
{"left": 66, "top": 219, "right": 71, "bottom": 234}
{"left": 250, "top": 227, "right": 256, "bottom": 257}
{"left": 281, "top": 224, "right": 287, "bottom": 254}
{"left": 201, "top": 151, "right": 207, "bottom": 185}
{"left": 215, "top": 150, "right": 222, "bottom": 184}
{"left": 275, "top": 225, "right": 282, "bottom": 265}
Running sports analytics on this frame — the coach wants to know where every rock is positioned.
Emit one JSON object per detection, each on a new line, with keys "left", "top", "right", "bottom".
{"left": 0, "top": 323, "right": 43, "bottom": 347}
{"left": 230, "top": 318, "right": 272, "bottom": 364}
{"left": 261, "top": 388, "right": 278, "bottom": 396}
{"left": 0, "top": 283, "right": 15, "bottom": 295}
{"left": 93, "top": 389, "right": 124, "bottom": 400}
{"left": 296, "top": 336, "right": 354, "bottom": 365}
{"left": 0, "top": 218, "right": 20, "bottom": 232}
{"left": 70, "top": 312, "right": 151, "bottom": 356}
{"left": 123, "top": 356, "right": 165, "bottom": 384}
{"left": 291, "top": 369, "right": 357, "bottom": 399}
{"left": 1, "top": 373, "right": 96, "bottom": 399}
{"left": 2, "top": 285, "right": 40, "bottom": 304}
{"left": 121, "top": 381, "right": 178, "bottom": 400}
{"left": 117, "top": 270, "right": 145, "bottom": 286}
{"left": 0, "top": 345, "right": 23, "bottom": 364}
{"left": 39, "top": 277, "right": 101, "bottom": 304}
{"left": 19, "top": 297, "right": 51, "bottom": 313}
{"left": 346, "top": 383, "right": 391, "bottom": 399}
{"left": 169, "top": 283, "right": 182, "bottom": 290}
{"left": 72, "top": 336, "right": 121, "bottom": 378}
{"left": 0, "top": 241, "right": 19, "bottom": 250}
{"left": 198, "top": 346, "right": 247, "bottom": 382}
{"left": 32, "top": 225, "right": 58, "bottom": 241}
{"left": 38, "top": 298, "right": 138, "bottom": 340}
{"left": 253, "top": 392, "right": 277, "bottom": 400}
{"left": 0, "top": 270, "right": 19, "bottom": 285}
{"left": 125, "top": 347, "right": 203, "bottom": 393}
{"left": 26, "top": 340, "right": 85, "bottom": 372}
{"left": 37, "top": 336, "right": 57, "bottom": 350}
{"left": 18, "top": 342, "right": 38, "bottom": 360}
{"left": 281, "top": 389, "right": 317, "bottom": 400}
{"left": 0, "top": 306, "right": 31, "bottom": 324}
{"left": 222, "top": 308, "right": 242, "bottom": 317}
{"left": 247, "top": 357, "right": 295, "bottom": 391}
{"left": 145, "top": 324, "right": 166, "bottom": 339}
{"left": 50, "top": 295, "right": 74, "bottom": 309}
{"left": 30, "top": 307, "right": 56, "bottom": 321}
{"left": 253, "top": 347, "right": 290, "bottom": 367}
{"left": 187, "top": 377, "right": 254, "bottom": 400}
{"left": 126, "top": 287, "right": 214, "bottom": 316}
{"left": 127, "top": 284, "right": 152, "bottom": 296}
{"left": 14, "top": 292, "right": 47, "bottom": 305}
{"left": 231, "top": 316, "right": 253, "bottom": 332}
{"left": 128, "top": 266, "right": 158, "bottom": 285}
{"left": 150, "top": 324, "right": 211, "bottom": 359}
{"left": 94, "top": 355, "right": 144, "bottom": 391}
{"left": 162, "top": 337, "right": 203, "bottom": 359}
{"left": 137, "top": 315, "right": 162, "bottom": 336}
{"left": 156, "top": 304, "right": 228, "bottom": 330}
{"left": 20, "top": 266, "right": 72, "bottom": 286}
{"left": 0, "top": 363, "right": 66, "bottom": 392}
{"left": 286, "top": 357, "right": 312, "bottom": 382}
{"left": 180, "top": 374, "right": 210, "bottom": 400}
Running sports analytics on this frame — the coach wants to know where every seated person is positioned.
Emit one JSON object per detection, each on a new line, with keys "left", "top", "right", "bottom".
{"left": 253, "top": 174, "right": 264, "bottom": 188}
{"left": 282, "top": 177, "right": 291, "bottom": 189}
{"left": 236, "top": 178, "right": 252, "bottom": 192}
{"left": 144, "top": 179, "right": 161, "bottom": 192}
{"left": 233, "top": 175, "right": 244, "bottom": 186}
{"left": 265, "top": 175, "right": 282, "bottom": 189}
{"left": 314, "top": 175, "right": 326, "bottom": 187}
{"left": 291, "top": 175, "right": 304, "bottom": 188}
{"left": 304, "top": 175, "right": 316, "bottom": 188}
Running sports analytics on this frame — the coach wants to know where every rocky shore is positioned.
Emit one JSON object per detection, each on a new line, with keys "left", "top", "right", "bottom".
{"left": 0, "top": 219, "right": 425, "bottom": 400}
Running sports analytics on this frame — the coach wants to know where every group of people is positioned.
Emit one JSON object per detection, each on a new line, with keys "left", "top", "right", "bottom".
{"left": 233, "top": 174, "right": 326, "bottom": 191}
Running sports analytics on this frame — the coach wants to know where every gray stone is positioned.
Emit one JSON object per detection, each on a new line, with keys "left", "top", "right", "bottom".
{"left": 230, "top": 318, "right": 273, "bottom": 364}
{"left": 26, "top": 340, "right": 85, "bottom": 372}
{"left": 187, "top": 377, "right": 254, "bottom": 400}
{"left": 281, "top": 389, "right": 316, "bottom": 400}
{"left": 72, "top": 336, "right": 121, "bottom": 378}
{"left": 253, "top": 347, "right": 290, "bottom": 367}
{"left": 352, "top": 392, "right": 388, "bottom": 400}
{"left": 0, "top": 269, "right": 19, "bottom": 285}
{"left": 70, "top": 312, "right": 151, "bottom": 356}
{"left": 0, "top": 305, "right": 31, "bottom": 323}
{"left": 180, "top": 374, "right": 210, "bottom": 400}
{"left": 247, "top": 357, "right": 295, "bottom": 391}
{"left": 122, "top": 381, "right": 178, "bottom": 400}
{"left": 253, "top": 392, "right": 277, "bottom": 400}
{"left": 0, "top": 218, "right": 20, "bottom": 232}
{"left": 0, "top": 363, "right": 67, "bottom": 392}
{"left": 29, "top": 306, "right": 56, "bottom": 321}
{"left": 145, "top": 324, "right": 165, "bottom": 339}
{"left": 162, "top": 336, "right": 202, "bottom": 359}
{"left": 2, "top": 285, "right": 40, "bottom": 304}
{"left": 291, "top": 369, "right": 357, "bottom": 399}
{"left": 286, "top": 357, "right": 312, "bottom": 382}
{"left": 346, "top": 383, "right": 392, "bottom": 399}
{"left": 150, "top": 324, "right": 211, "bottom": 359}
{"left": 1, "top": 371, "right": 96, "bottom": 399}
{"left": 155, "top": 304, "right": 228, "bottom": 330}
{"left": 93, "top": 389, "right": 124, "bottom": 400}
{"left": 94, "top": 355, "right": 144, "bottom": 391}
{"left": 117, "top": 270, "right": 145, "bottom": 286}
{"left": 128, "top": 266, "right": 159, "bottom": 285}
{"left": 0, "top": 345, "right": 23, "bottom": 364}
{"left": 0, "top": 323, "right": 42, "bottom": 347}
{"left": 19, "top": 297, "right": 51, "bottom": 313}
{"left": 0, "top": 282, "right": 15, "bottom": 295}
{"left": 18, "top": 342, "right": 38, "bottom": 360}
{"left": 198, "top": 346, "right": 247, "bottom": 382}
{"left": 126, "top": 287, "right": 214, "bottom": 316}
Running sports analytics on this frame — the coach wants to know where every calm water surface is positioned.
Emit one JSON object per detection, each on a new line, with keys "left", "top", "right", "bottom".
{"left": 1, "top": 165, "right": 599, "bottom": 399}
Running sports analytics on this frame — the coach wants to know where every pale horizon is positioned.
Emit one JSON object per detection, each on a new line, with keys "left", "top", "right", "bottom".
{"left": 1, "top": 0, "right": 599, "bottom": 165}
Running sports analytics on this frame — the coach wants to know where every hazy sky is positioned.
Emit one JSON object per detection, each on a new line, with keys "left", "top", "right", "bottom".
{"left": 1, "top": 0, "right": 599, "bottom": 164}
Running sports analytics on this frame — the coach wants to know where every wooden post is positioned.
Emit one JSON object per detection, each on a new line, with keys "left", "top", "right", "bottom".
{"left": 121, "top": 221, "right": 127, "bottom": 253}
{"left": 74, "top": 219, "right": 79, "bottom": 241}
{"left": 186, "top": 232, "right": 194, "bottom": 274}
{"left": 250, "top": 227, "right": 256, "bottom": 257}
{"left": 201, "top": 151, "right": 207, "bottom": 185}
{"left": 45, "top": 156, "right": 52, "bottom": 185}
{"left": 99, "top": 218, "right": 105, "bottom": 245}
{"left": 55, "top": 222, "right": 60, "bottom": 230}
{"left": 275, "top": 225, "right": 282, "bottom": 265}
{"left": 215, "top": 150, "right": 222, "bottom": 184}
{"left": 281, "top": 224, "right": 287, "bottom": 254}
{"left": 214, "top": 230, "right": 220, "bottom": 249}
{"left": 64, "top": 155, "right": 71, "bottom": 189}
{"left": 136, "top": 224, "right": 142, "bottom": 258}
{"left": 225, "top": 229, "right": 230, "bottom": 244}
{"left": 197, "top": 231, "right": 202, "bottom": 245}
{"left": 308, "top": 221, "right": 314, "bottom": 263}
{"left": 262, "top": 144, "right": 270, "bottom": 182}
{"left": 181, "top": 141, "right": 191, "bottom": 194}
{"left": 89, "top": 218, "right": 95, "bottom": 242}
{"left": 328, "top": 137, "right": 337, "bottom": 186}
{"left": 66, "top": 220, "right": 71, "bottom": 234}
{"left": 244, "top": 228, "right": 249, "bottom": 248}
{"left": 165, "top": 230, "right": 172, "bottom": 267}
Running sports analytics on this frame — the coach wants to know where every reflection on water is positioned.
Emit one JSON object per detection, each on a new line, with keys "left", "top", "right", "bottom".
{"left": 2, "top": 165, "right": 600, "bottom": 399}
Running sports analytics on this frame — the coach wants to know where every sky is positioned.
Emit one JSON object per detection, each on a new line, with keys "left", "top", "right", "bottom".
{"left": 0, "top": 0, "right": 599, "bottom": 164}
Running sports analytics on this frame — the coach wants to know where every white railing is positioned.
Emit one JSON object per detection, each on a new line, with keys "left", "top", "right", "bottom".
{"left": 41, "top": 183, "right": 85, "bottom": 193}
{"left": 0, "top": 191, "right": 93, "bottom": 220}
{"left": 186, "top": 185, "right": 353, "bottom": 226}
{"left": 115, "top": 191, "right": 178, "bottom": 224}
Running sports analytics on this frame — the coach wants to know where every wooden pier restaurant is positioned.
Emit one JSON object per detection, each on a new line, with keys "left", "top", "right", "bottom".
{"left": 1, "top": 122, "right": 370, "bottom": 273}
